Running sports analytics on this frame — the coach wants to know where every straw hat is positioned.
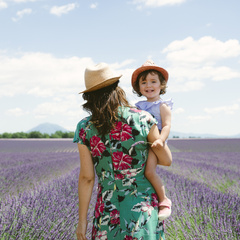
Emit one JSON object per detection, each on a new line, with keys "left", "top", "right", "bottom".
{"left": 131, "top": 60, "right": 169, "bottom": 92}
{"left": 79, "top": 62, "right": 122, "bottom": 93}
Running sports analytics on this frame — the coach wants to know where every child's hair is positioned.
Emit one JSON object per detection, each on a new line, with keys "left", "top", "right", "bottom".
{"left": 133, "top": 70, "right": 167, "bottom": 97}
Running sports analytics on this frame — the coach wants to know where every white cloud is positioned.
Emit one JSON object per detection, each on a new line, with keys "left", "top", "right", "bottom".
{"left": 12, "top": 8, "right": 32, "bottom": 21}
{"left": 163, "top": 36, "right": 240, "bottom": 65}
{"left": 6, "top": 107, "right": 27, "bottom": 116}
{"left": 111, "top": 59, "right": 135, "bottom": 71}
{"left": 187, "top": 115, "right": 212, "bottom": 121}
{"left": 0, "top": 51, "right": 134, "bottom": 99}
{"left": 169, "top": 80, "right": 205, "bottom": 92}
{"left": 0, "top": 51, "right": 136, "bottom": 126}
{"left": 174, "top": 107, "right": 185, "bottom": 114}
{"left": 12, "top": 0, "right": 36, "bottom": 2}
{"left": 204, "top": 66, "right": 240, "bottom": 81}
{"left": 34, "top": 101, "right": 70, "bottom": 117}
{"left": 27, "top": 87, "right": 55, "bottom": 97}
{"left": 0, "top": 52, "right": 95, "bottom": 97}
{"left": 0, "top": 0, "right": 7, "bottom": 9}
{"left": 50, "top": 3, "right": 77, "bottom": 16}
{"left": 132, "top": 0, "right": 186, "bottom": 8}
{"left": 162, "top": 36, "right": 240, "bottom": 87}
{"left": 33, "top": 94, "right": 85, "bottom": 120}
{"left": 204, "top": 104, "right": 239, "bottom": 115}
{"left": 90, "top": 3, "right": 98, "bottom": 9}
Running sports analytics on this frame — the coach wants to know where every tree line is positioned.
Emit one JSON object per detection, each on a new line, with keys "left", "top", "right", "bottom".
{"left": 0, "top": 131, "right": 75, "bottom": 139}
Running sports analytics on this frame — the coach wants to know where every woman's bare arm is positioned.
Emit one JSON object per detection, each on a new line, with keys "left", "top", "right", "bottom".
{"left": 76, "top": 143, "right": 95, "bottom": 240}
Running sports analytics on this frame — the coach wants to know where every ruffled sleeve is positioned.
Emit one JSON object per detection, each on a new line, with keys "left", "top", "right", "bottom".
{"left": 161, "top": 98, "right": 173, "bottom": 110}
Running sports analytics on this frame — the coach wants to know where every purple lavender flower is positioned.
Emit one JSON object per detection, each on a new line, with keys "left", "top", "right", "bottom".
{"left": 0, "top": 138, "right": 239, "bottom": 239}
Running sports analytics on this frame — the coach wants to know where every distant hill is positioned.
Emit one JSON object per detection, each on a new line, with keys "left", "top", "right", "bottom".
{"left": 27, "top": 123, "right": 69, "bottom": 135}
{"left": 169, "top": 131, "right": 239, "bottom": 139}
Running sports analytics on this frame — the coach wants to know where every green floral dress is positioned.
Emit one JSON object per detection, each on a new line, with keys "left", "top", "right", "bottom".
{"left": 73, "top": 106, "right": 165, "bottom": 240}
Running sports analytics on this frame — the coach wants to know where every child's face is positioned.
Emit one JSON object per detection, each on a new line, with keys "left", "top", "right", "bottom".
{"left": 139, "top": 72, "right": 162, "bottom": 102}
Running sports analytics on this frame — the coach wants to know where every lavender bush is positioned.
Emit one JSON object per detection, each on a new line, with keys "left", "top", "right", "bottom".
{"left": 163, "top": 138, "right": 240, "bottom": 239}
{"left": 0, "top": 140, "right": 79, "bottom": 198}
{"left": 0, "top": 139, "right": 239, "bottom": 239}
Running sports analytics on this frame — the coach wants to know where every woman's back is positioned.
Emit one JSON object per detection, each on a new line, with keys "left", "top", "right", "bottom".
{"left": 74, "top": 106, "right": 165, "bottom": 239}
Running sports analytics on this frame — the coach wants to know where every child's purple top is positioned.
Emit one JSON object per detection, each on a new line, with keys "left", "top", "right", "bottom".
{"left": 135, "top": 98, "right": 173, "bottom": 131}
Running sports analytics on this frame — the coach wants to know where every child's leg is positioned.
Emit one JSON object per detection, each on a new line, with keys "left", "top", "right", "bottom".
{"left": 145, "top": 148, "right": 172, "bottom": 220}
{"left": 145, "top": 148, "right": 166, "bottom": 203}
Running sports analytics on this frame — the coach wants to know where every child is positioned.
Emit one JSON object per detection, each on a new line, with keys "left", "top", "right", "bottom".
{"left": 131, "top": 60, "right": 173, "bottom": 221}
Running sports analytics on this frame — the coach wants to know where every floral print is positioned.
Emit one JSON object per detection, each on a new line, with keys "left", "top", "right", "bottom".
{"left": 110, "top": 209, "right": 120, "bottom": 225}
{"left": 112, "top": 151, "right": 133, "bottom": 170}
{"left": 90, "top": 136, "right": 106, "bottom": 157}
{"left": 110, "top": 121, "right": 133, "bottom": 141}
{"left": 95, "top": 195, "right": 104, "bottom": 218}
{"left": 79, "top": 127, "right": 86, "bottom": 143}
{"left": 151, "top": 193, "right": 159, "bottom": 208}
{"left": 74, "top": 107, "right": 165, "bottom": 239}
{"left": 124, "top": 236, "right": 138, "bottom": 240}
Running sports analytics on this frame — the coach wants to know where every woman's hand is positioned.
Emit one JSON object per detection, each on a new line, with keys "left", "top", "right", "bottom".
{"left": 76, "top": 220, "right": 88, "bottom": 240}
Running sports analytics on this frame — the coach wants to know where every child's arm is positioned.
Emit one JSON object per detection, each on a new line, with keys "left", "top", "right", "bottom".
{"left": 151, "top": 103, "right": 172, "bottom": 148}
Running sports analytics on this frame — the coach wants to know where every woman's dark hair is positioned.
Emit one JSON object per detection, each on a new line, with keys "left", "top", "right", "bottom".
{"left": 82, "top": 80, "right": 131, "bottom": 136}
{"left": 133, "top": 70, "right": 167, "bottom": 97}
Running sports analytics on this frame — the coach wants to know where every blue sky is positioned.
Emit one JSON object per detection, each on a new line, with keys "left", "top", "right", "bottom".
{"left": 0, "top": 0, "right": 240, "bottom": 136}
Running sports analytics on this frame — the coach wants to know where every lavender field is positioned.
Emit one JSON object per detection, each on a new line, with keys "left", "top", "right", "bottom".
{"left": 0, "top": 138, "right": 239, "bottom": 239}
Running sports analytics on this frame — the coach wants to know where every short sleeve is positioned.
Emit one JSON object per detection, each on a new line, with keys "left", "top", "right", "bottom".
{"left": 73, "top": 117, "right": 89, "bottom": 144}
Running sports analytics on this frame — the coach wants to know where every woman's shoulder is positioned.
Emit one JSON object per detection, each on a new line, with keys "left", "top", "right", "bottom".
{"left": 73, "top": 116, "right": 92, "bottom": 144}
{"left": 122, "top": 106, "right": 153, "bottom": 116}
{"left": 121, "top": 106, "right": 156, "bottom": 124}
{"left": 76, "top": 116, "right": 92, "bottom": 129}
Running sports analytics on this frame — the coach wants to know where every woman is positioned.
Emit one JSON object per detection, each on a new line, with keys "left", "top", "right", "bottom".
{"left": 73, "top": 62, "right": 172, "bottom": 240}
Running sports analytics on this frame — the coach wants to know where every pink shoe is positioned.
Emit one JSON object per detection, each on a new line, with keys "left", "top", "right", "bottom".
{"left": 158, "top": 198, "right": 172, "bottom": 221}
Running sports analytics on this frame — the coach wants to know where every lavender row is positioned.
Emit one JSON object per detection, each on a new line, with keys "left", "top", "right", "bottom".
{"left": 1, "top": 139, "right": 239, "bottom": 239}
{"left": 168, "top": 138, "right": 240, "bottom": 153}
{"left": 172, "top": 151, "right": 240, "bottom": 172}
{"left": 0, "top": 139, "right": 77, "bottom": 153}
{"left": 0, "top": 152, "right": 79, "bottom": 198}
{"left": 157, "top": 168, "right": 240, "bottom": 239}
{"left": 0, "top": 167, "right": 98, "bottom": 240}
{"left": 167, "top": 152, "right": 240, "bottom": 196}
{"left": 0, "top": 151, "right": 78, "bottom": 169}
{"left": 1, "top": 165, "right": 239, "bottom": 239}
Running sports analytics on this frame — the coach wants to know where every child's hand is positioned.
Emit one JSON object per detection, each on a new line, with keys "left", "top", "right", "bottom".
{"left": 151, "top": 138, "right": 165, "bottom": 149}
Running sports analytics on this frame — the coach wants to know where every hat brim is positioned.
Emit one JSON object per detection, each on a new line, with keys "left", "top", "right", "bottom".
{"left": 131, "top": 66, "right": 168, "bottom": 92}
{"left": 79, "top": 75, "right": 122, "bottom": 94}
